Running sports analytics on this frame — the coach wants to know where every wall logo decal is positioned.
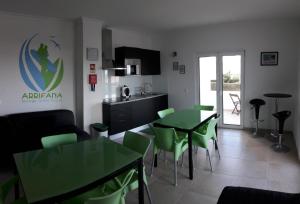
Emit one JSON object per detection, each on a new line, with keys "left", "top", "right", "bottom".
{"left": 19, "top": 34, "right": 63, "bottom": 102}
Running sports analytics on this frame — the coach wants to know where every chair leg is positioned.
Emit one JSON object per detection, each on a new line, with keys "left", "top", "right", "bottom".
{"left": 144, "top": 182, "right": 153, "bottom": 204}
{"left": 181, "top": 152, "right": 184, "bottom": 167}
{"left": 206, "top": 149, "right": 213, "bottom": 172}
{"left": 174, "top": 157, "right": 177, "bottom": 186}
{"left": 215, "top": 140, "right": 221, "bottom": 159}
{"left": 151, "top": 150, "right": 155, "bottom": 177}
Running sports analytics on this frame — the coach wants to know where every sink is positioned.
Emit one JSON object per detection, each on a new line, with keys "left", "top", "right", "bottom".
{"left": 146, "top": 92, "right": 158, "bottom": 95}
{"left": 143, "top": 92, "right": 159, "bottom": 96}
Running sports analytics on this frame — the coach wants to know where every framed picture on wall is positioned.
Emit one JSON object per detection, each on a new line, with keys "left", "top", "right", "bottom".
{"left": 261, "top": 52, "right": 278, "bottom": 66}
{"left": 179, "top": 65, "right": 185, "bottom": 74}
{"left": 173, "top": 61, "right": 179, "bottom": 71}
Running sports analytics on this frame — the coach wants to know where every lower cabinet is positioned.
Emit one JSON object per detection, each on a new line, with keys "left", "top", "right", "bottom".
{"left": 103, "top": 95, "right": 168, "bottom": 135}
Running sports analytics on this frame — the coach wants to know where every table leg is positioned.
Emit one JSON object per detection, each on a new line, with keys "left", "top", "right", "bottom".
{"left": 275, "top": 98, "right": 278, "bottom": 132}
{"left": 154, "top": 154, "right": 158, "bottom": 167}
{"left": 138, "top": 158, "right": 144, "bottom": 204}
{"left": 13, "top": 166, "right": 19, "bottom": 199}
{"left": 188, "top": 131, "right": 193, "bottom": 180}
{"left": 215, "top": 114, "right": 218, "bottom": 150}
{"left": 270, "top": 98, "right": 279, "bottom": 138}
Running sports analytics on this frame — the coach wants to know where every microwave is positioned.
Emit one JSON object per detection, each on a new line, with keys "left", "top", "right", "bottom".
{"left": 115, "top": 59, "right": 141, "bottom": 76}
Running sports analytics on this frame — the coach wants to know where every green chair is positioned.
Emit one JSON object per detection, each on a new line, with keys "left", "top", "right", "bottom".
{"left": 193, "top": 105, "right": 214, "bottom": 111}
{"left": 157, "top": 108, "right": 175, "bottom": 119}
{"left": 41, "top": 133, "right": 77, "bottom": 148}
{"left": 0, "top": 176, "right": 27, "bottom": 204}
{"left": 192, "top": 116, "right": 220, "bottom": 172}
{"left": 193, "top": 105, "right": 214, "bottom": 135}
{"left": 63, "top": 170, "right": 135, "bottom": 204}
{"left": 139, "top": 107, "right": 175, "bottom": 136}
{"left": 117, "top": 131, "right": 152, "bottom": 204}
{"left": 150, "top": 126, "right": 188, "bottom": 186}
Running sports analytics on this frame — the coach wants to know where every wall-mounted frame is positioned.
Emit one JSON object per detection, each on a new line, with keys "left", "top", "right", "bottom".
{"left": 261, "top": 52, "right": 278, "bottom": 66}
{"left": 173, "top": 61, "right": 179, "bottom": 71}
{"left": 179, "top": 65, "right": 185, "bottom": 74}
{"left": 87, "top": 48, "right": 99, "bottom": 61}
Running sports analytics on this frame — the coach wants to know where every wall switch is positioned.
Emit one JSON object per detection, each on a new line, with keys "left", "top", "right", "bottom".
{"left": 184, "top": 88, "right": 189, "bottom": 95}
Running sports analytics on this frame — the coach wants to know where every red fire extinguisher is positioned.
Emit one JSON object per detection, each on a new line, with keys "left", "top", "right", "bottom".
{"left": 89, "top": 74, "right": 97, "bottom": 91}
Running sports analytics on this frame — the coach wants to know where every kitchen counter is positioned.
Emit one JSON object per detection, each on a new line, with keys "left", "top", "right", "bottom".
{"left": 102, "top": 93, "right": 167, "bottom": 105}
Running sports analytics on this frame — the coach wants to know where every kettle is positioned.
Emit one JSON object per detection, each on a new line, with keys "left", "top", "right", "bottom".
{"left": 121, "top": 85, "right": 130, "bottom": 98}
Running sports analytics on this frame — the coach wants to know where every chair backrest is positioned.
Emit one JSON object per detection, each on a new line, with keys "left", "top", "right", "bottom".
{"left": 41, "top": 133, "right": 77, "bottom": 148}
{"left": 193, "top": 105, "right": 214, "bottom": 111}
{"left": 123, "top": 131, "right": 151, "bottom": 159}
{"left": 150, "top": 126, "right": 176, "bottom": 152}
{"left": 157, "top": 108, "right": 175, "bottom": 119}
{"left": 206, "top": 116, "right": 220, "bottom": 140}
{"left": 86, "top": 170, "right": 135, "bottom": 204}
{"left": 0, "top": 176, "right": 19, "bottom": 204}
{"left": 229, "top": 93, "right": 240, "bottom": 103}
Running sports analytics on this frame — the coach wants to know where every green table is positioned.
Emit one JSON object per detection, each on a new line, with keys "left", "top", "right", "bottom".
{"left": 14, "top": 138, "right": 144, "bottom": 204}
{"left": 154, "top": 109, "right": 217, "bottom": 180}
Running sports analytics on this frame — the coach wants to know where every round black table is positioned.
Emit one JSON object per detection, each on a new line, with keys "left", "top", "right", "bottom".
{"left": 264, "top": 93, "right": 292, "bottom": 137}
{"left": 264, "top": 93, "right": 292, "bottom": 113}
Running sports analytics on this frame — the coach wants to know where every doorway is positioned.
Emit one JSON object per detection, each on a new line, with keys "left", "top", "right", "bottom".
{"left": 198, "top": 52, "right": 244, "bottom": 128}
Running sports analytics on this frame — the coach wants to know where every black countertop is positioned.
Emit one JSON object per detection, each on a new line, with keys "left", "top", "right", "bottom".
{"left": 102, "top": 93, "right": 167, "bottom": 105}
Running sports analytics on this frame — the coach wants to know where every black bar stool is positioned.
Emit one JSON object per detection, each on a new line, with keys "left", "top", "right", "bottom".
{"left": 271, "top": 110, "right": 291, "bottom": 152}
{"left": 249, "top": 98, "right": 265, "bottom": 136}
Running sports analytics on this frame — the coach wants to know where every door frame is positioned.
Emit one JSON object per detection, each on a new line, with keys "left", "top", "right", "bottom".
{"left": 195, "top": 51, "right": 245, "bottom": 129}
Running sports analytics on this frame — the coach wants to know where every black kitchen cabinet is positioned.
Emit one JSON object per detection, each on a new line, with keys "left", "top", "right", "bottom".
{"left": 141, "top": 49, "right": 160, "bottom": 75}
{"left": 103, "top": 94, "right": 168, "bottom": 135}
{"left": 115, "top": 46, "right": 160, "bottom": 75}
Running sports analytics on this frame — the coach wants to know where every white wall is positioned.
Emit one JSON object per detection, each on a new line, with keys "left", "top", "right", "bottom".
{"left": 0, "top": 12, "right": 75, "bottom": 115}
{"left": 160, "top": 20, "right": 300, "bottom": 131}
{"left": 294, "top": 37, "right": 300, "bottom": 158}
{"left": 76, "top": 20, "right": 162, "bottom": 132}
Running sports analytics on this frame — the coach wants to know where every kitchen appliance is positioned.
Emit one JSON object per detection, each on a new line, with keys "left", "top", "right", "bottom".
{"left": 121, "top": 85, "right": 130, "bottom": 98}
{"left": 115, "top": 59, "right": 141, "bottom": 76}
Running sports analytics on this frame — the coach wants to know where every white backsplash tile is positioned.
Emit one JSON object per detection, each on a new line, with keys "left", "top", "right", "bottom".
{"left": 102, "top": 69, "right": 152, "bottom": 98}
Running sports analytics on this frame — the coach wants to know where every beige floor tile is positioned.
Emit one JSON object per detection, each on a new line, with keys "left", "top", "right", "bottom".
{"left": 176, "top": 191, "right": 218, "bottom": 204}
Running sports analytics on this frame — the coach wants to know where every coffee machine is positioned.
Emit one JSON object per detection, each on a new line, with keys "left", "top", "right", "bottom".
{"left": 121, "top": 85, "right": 130, "bottom": 99}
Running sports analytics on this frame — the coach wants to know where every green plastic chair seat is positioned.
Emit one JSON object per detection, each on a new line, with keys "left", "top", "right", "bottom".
{"left": 117, "top": 167, "right": 148, "bottom": 194}
{"left": 151, "top": 126, "right": 188, "bottom": 185}
{"left": 193, "top": 105, "right": 214, "bottom": 135}
{"left": 118, "top": 131, "right": 152, "bottom": 203}
{"left": 63, "top": 170, "right": 135, "bottom": 204}
{"left": 139, "top": 127, "right": 154, "bottom": 135}
{"left": 41, "top": 133, "right": 77, "bottom": 148}
{"left": 193, "top": 105, "right": 214, "bottom": 111}
{"left": 192, "top": 117, "right": 218, "bottom": 148}
{"left": 195, "top": 122, "right": 209, "bottom": 135}
{"left": 157, "top": 108, "right": 175, "bottom": 119}
{"left": 192, "top": 116, "right": 220, "bottom": 171}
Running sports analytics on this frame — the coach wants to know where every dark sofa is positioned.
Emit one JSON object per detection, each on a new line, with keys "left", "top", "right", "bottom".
{"left": 217, "top": 186, "right": 300, "bottom": 204}
{"left": 0, "top": 109, "right": 90, "bottom": 170}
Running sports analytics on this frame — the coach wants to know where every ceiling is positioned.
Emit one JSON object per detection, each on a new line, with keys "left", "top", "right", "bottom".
{"left": 0, "top": 0, "right": 299, "bottom": 31}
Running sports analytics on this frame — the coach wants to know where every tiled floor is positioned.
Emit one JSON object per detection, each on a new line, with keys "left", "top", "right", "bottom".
{"left": 223, "top": 109, "right": 240, "bottom": 125}
{"left": 1, "top": 129, "right": 299, "bottom": 204}
{"left": 125, "top": 128, "right": 300, "bottom": 204}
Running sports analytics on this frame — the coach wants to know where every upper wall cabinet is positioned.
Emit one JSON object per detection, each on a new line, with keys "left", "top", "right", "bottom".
{"left": 115, "top": 46, "right": 161, "bottom": 75}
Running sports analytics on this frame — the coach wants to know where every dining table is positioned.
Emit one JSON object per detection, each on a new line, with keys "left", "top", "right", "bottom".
{"left": 13, "top": 137, "right": 144, "bottom": 204}
{"left": 153, "top": 109, "right": 217, "bottom": 180}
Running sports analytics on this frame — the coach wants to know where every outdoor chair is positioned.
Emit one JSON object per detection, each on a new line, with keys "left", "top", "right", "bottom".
{"left": 229, "top": 93, "right": 240, "bottom": 115}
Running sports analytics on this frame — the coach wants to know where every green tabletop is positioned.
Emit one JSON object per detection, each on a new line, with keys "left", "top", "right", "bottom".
{"left": 154, "top": 109, "right": 217, "bottom": 131}
{"left": 14, "top": 138, "right": 142, "bottom": 203}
